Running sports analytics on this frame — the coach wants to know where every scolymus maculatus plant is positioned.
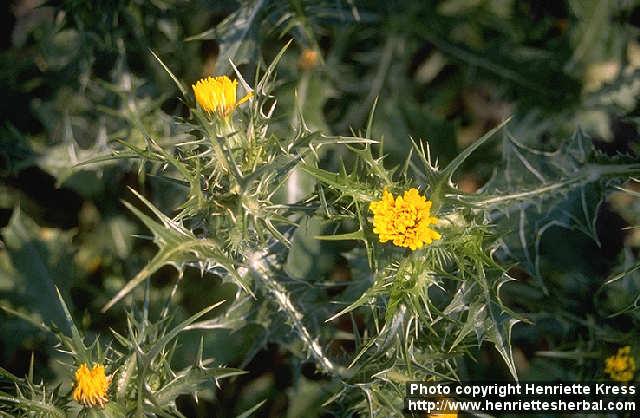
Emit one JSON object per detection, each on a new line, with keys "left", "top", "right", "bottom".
{"left": 99, "top": 44, "right": 639, "bottom": 415}
{"left": 1, "top": 43, "right": 360, "bottom": 417}
{"left": 0, "top": 285, "right": 244, "bottom": 417}
{"left": 3, "top": 42, "right": 639, "bottom": 417}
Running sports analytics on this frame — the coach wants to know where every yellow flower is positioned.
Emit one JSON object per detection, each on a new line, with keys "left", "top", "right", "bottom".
{"left": 370, "top": 188, "right": 441, "bottom": 250}
{"left": 192, "top": 75, "right": 252, "bottom": 118}
{"left": 72, "top": 363, "right": 111, "bottom": 407}
{"left": 604, "top": 346, "right": 636, "bottom": 382}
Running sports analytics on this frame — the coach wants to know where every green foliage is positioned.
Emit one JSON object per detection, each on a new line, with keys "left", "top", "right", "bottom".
{"left": 1, "top": 286, "right": 242, "bottom": 417}
{"left": 1, "top": 209, "right": 74, "bottom": 335}
{"left": 1, "top": 0, "right": 640, "bottom": 417}
{"left": 467, "top": 130, "right": 640, "bottom": 285}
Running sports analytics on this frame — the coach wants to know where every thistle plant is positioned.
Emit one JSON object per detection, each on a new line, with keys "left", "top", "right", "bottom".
{"left": 2, "top": 2, "right": 640, "bottom": 415}
{"left": 109, "top": 43, "right": 640, "bottom": 411}
{"left": 4, "top": 38, "right": 640, "bottom": 414}
{"left": 0, "top": 286, "right": 243, "bottom": 417}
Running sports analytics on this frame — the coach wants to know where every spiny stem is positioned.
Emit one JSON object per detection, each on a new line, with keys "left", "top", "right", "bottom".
{"left": 245, "top": 250, "right": 346, "bottom": 377}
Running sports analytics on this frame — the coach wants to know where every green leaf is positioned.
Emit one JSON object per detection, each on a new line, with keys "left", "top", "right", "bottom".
{"left": 0, "top": 367, "right": 21, "bottom": 382}
{"left": 0, "top": 395, "right": 66, "bottom": 418}
{"left": 0, "top": 304, "right": 52, "bottom": 334}
{"left": 326, "top": 276, "right": 385, "bottom": 323}
{"left": 416, "top": 29, "right": 547, "bottom": 93}
{"left": 146, "top": 301, "right": 226, "bottom": 362}
{"left": 188, "top": 0, "right": 267, "bottom": 75}
{"left": 464, "top": 130, "right": 640, "bottom": 282}
{"left": 299, "top": 163, "right": 376, "bottom": 201}
{"left": 256, "top": 39, "right": 293, "bottom": 94}
{"left": 0, "top": 209, "right": 72, "bottom": 334}
{"left": 101, "top": 402, "right": 127, "bottom": 418}
{"left": 314, "top": 229, "right": 365, "bottom": 242}
{"left": 443, "top": 270, "right": 524, "bottom": 381}
{"left": 433, "top": 118, "right": 512, "bottom": 206}
{"left": 102, "top": 190, "right": 252, "bottom": 311}
{"left": 448, "top": 299, "right": 486, "bottom": 351}
{"left": 595, "top": 255, "right": 640, "bottom": 318}
{"left": 115, "top": 351, "right": 136, "bottom": 401}
{"left": 440, "top": 117, "right": 512, "bottom": 183}
{"left": 235, "top": 399, "right": 267, "bottom": 418}
{"left": 150, "top": 50, "right": 188, "bottom": 98}
{"left": 154, "top": 366, "right": 245, "bottom": 405}
{"left": 55, "top": 287, "right": 90, "bottom": 363}
{"left": 484, "top": 298, "right": 521, "bottom": 381}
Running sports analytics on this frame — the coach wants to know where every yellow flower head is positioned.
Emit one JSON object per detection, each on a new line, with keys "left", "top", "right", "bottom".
{"left": 72, "top": 363, "right": 111, "bottom": 408}
{"left": 370, "top": 188, "right": 441, "bottom": 250}
{"left": 604, "top": 346, "right": 636, "bottom": 382}
{"left": 192, "top": 75, "right": 252, "bottom": 118}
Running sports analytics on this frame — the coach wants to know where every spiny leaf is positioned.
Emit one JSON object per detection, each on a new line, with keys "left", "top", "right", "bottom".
{"left": 102, "top": 193, "right": 251, "bottom": 311}
{"left": 299, "top": 163, "right": 376, "bottom": 201}
{"left": 449, "top": 300, "right": 486, "bottom": 351}
{"left": 205, "top": 0, "right": 267, "bottom": 75}
{"left": 116, "top": 353, "right": 136, "bottom": 401}
{"left": 465, "top": 130, "right": 640, "bottom": 281}
{"left": 256, "top": 40, "right": 293, "bottom": 94}
{"left": 484, "top": 299, "right": 521, "bottom": 381}
{"left": 146, "top": 301, "right": 225, "bottom": 363}
{"left": 315, "top": 229, "right": 366, "bottom": 242}
{"left": 235, "top": 399, "right": 267, "bottom": 418}
{"left": 0, "top": 367, "right": 21, "bottom": 382}
{"left": 326, "top": 272, "right": 386, "bottom": 323}
{"left": 0, "top": 395, "right": 66, "bottom": 418}
{"left": 150, "top": 50, "right": 188, "bottom": 98}
{"left": 0, "top": 209, "right": 73, "bottom": 334}
{"left": 438, "top": 117, "right": 512, "bottom": 184}
{"left": 55, "top": 287, "right": 90, "bottom": 363}
{"left": 154, "top": 366, "right": 246, "bottom": 405}
{"left": 249, "top": 251, "right": 344, "bottom": 376}
{"left": 0, "top": 304, "right": 51, "bottom": 334}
